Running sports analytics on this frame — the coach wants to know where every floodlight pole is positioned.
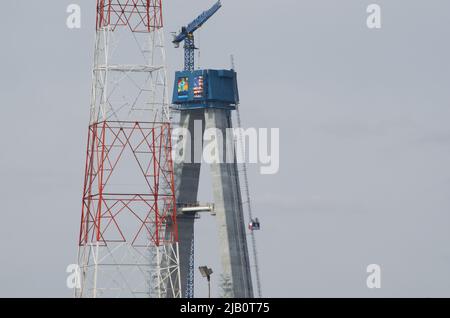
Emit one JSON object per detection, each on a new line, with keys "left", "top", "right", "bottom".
{"left": 207, "top": 275, "right": 211, "bottom": 298}
{"left": 199, "top": 266, "right": 213, "bottom": 298}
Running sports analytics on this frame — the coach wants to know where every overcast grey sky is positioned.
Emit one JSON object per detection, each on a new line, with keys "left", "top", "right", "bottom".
{"left": 1, "top": 0, "right": 450, "bottom": 297}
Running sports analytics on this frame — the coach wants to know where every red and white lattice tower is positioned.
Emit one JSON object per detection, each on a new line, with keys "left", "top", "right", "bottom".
{"left": 76, "top": 0, "right": 181, "bottom": 298}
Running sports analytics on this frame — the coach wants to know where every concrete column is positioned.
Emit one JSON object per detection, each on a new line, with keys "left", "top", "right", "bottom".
{"left": 173, "top": 109, "right": 204, "bottom": 297}
{"left": 204, "top": 108, "right": 253, "bottom": 298}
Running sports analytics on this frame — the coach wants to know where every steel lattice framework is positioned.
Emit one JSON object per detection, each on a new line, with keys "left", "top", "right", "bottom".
{"left": 97, "top": 0, "right": 163, "bottom": 32}
{"left": 76, "top": 0, "right": 180, "bottom": 298}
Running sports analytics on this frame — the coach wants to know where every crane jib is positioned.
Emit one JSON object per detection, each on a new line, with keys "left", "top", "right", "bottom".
{"left": 172, "top": 0, "right": 222, "bottom": 44}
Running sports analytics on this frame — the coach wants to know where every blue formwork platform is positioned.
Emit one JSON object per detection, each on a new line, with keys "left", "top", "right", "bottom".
{"left": 172, "top": 69, "right": 239, "bottom": 110}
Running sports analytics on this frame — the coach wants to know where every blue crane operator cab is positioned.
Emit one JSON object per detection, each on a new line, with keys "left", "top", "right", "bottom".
{"left": 172, "top": 69, "right": 239, "bottom": 110}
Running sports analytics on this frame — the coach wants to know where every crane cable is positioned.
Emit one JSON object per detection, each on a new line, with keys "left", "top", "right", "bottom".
{"left": 231, "top": 55, "right": 262, "bottom": 298}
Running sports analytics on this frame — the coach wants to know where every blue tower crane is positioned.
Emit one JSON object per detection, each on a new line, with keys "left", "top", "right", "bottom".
{"left": 172, "top": 0, "right": 222, "bottom": 71}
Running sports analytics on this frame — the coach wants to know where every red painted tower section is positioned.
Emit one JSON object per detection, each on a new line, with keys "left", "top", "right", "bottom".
{"left": 96, "top": 0, "right": 163, "bottom": 32}
{"left": 79, "top": 122, "right": 178, "bottom": 250}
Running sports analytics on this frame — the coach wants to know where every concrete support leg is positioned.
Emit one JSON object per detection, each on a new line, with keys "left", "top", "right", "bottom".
{"left": 173, "top": 110, "right": 205, "bottom": 297}
{"left": 204, "top": 108, "right": 254, "bottom": 298}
